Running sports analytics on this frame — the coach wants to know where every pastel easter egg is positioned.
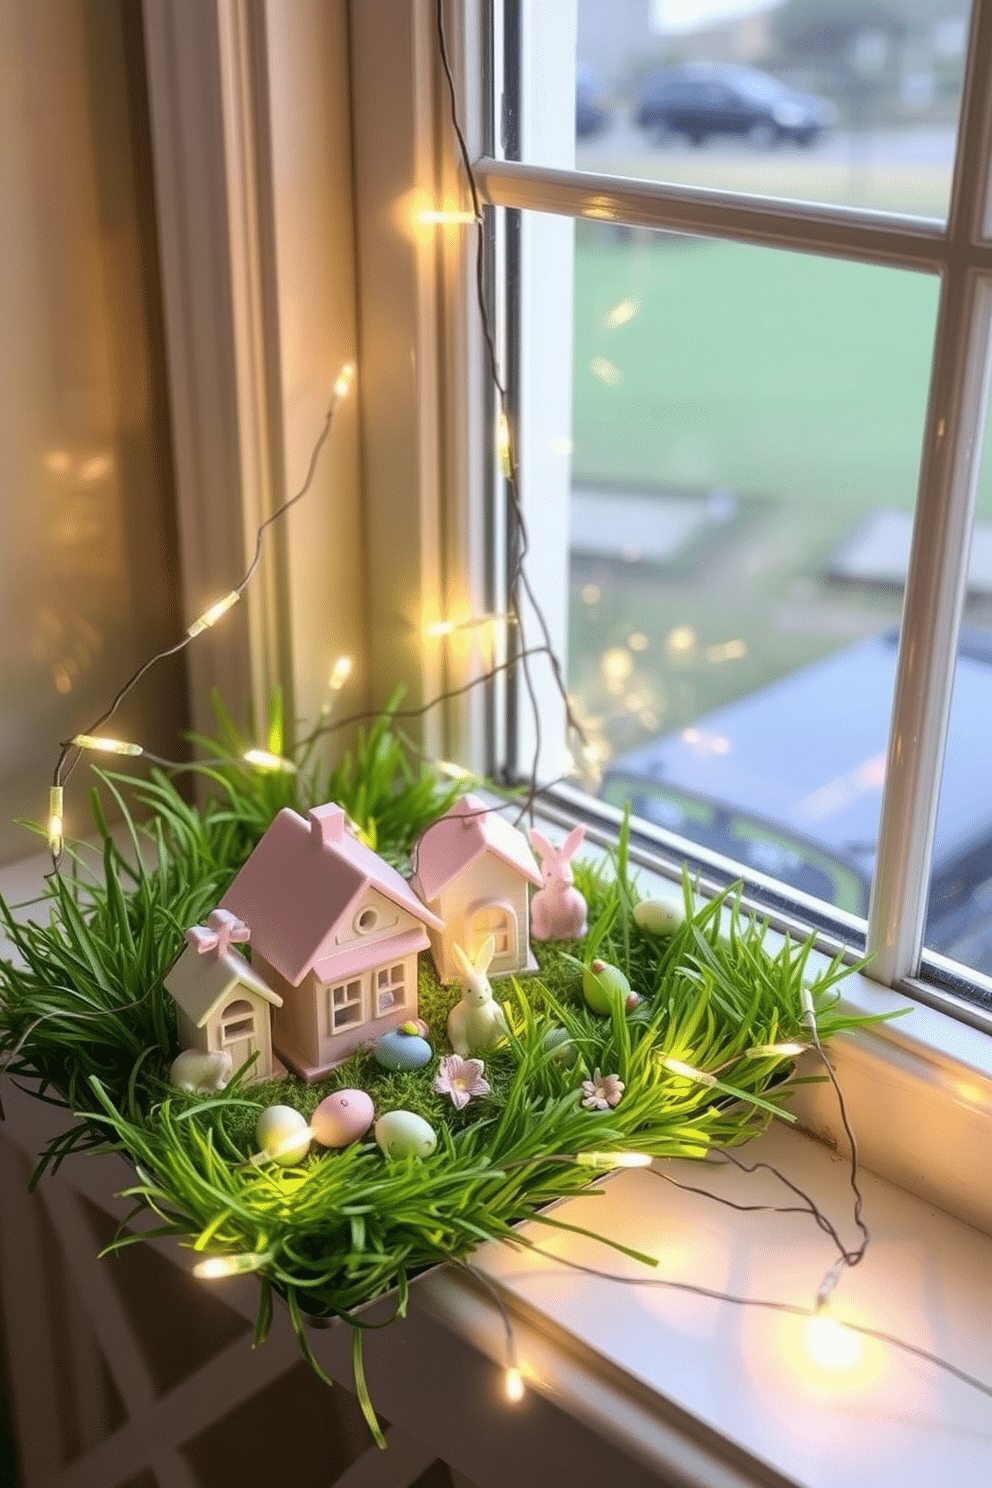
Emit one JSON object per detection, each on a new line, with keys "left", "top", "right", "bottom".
{"left": 582, "top": 958, "right": 631, "bottom": 1015}
{"left": 633, "top": 894, "right": 686, "bottom": 936}
{"left": 255, "top": 1105, "right": 311, "bottom": 1166}
{"left": 311, "top": 1088, "right": 375, "bottom": 1148}
{"left": 542, "top": 1027, "right": 577, "bottom": 1066}
{"left": 373, "top": 1027, "right": 433, "bottom": 1071}
{"left": 375, "top": 1109, "right": 437, "bottom": 1160}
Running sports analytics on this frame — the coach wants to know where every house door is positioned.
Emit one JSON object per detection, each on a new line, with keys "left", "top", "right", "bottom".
{"left": 219, "top": 998, "right": 257, "bottom": 1073}
{"left": 467, "top": 903, "right": 517, "bottom": 971}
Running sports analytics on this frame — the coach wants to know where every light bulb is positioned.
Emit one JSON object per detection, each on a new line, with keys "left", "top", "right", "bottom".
{"left": 417, "top": 208, "right": 476, "bottom": 225}
{"left": 804, "top": 1309, "right": 861, "bottom": 1373}
{"left": 71, "top": 734, "right": 144, "bottom": 757}
{"left": 187, "top": 590, "right": 240, "bottom": 638}
{"left": 192, "top": 1250, "right": 273, "bottom": 1280}
{"left": 744, "top": 1042, "right": 808, "bottom": 1060}
{"left": 504, "top": 1366, "right": 525, "bottom": 1403}
{"left": 333, "top": 363, "right": 355, "bottom": 402}
{"left": 48, "top": 786, "right": 64, "bottom": 855}
{"left": 659, "top": 1055, "right": 717, "bottom": 1088}
{"left": 576, "top": 1151, "right": 653, "bottom": 1169}
{"left": 243, "top": 749, "right": 297, "bottom": 773}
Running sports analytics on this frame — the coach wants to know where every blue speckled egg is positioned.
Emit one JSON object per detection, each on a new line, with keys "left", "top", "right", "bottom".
{"left": 373, "top": 1026, "right": 433, "bottom": 1071}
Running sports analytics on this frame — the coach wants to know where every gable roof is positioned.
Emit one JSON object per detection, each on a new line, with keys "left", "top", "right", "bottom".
{"left": 220, "top": 803, "right": 442, "bottom": 987}
{"left": 165, "top": 944, "right": 282, "bottom": 1029}
{"left": 412, "top": 794, "right": 542, "bottom": 902}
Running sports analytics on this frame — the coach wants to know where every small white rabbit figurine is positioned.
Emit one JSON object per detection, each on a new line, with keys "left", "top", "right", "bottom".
{"left": 529, "top": 825, "right": 588, "bottom": 941}
{"left": 447, "top": 935, "right": 508, "bottom": 1056}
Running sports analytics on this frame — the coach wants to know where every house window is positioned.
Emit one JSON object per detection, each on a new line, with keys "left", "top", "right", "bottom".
{"left": 355, "top": 907, "right": 379, "bottom": 934}
{"left": 328, "top": 980, "right": 363, "bottom": 1033}
{"left": 469, "top": 905, "right": 513, "bottom": 960}
{"left": 220, "top": 999, "right": 255, "bottom": 1044}
{"left": 376, "top": 964, "right": 407, "bottom": 1016}
{"left": 473, "top": 0, "right": 992, "bottom": 1016}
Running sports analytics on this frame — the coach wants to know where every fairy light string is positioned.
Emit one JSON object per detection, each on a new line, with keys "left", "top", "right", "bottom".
{"left": 48, "top": 363, "right": 354, "bottom": 869}
{"left": 27, "top": 0, "right": 983, "bottom": 1444}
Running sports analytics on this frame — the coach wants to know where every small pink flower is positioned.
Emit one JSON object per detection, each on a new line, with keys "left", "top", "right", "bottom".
{"left": 434, "top": 1054, "right": 491, "bottom": 1110}
{"left": 581, "top": 1067, "right": 624, "bottom": 1111}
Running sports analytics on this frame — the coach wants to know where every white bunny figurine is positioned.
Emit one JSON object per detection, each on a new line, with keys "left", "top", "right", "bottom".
{"left": 529, "top": 826, "right": 588, "bottom": 941}
{"left": 447, "top": 935, "right": 508, "bottom": 1057}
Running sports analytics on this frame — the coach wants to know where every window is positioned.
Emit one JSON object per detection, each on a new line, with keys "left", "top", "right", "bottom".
{"left": 476, "top": 1, "right": 992, "bottom": 1021}
{"left": 328, "top": 980, "right": 363, "bottom": 1034}
{"left": 376, "top": 964, "right": 408, "bottom": 1016}
{"left": 469, "top": 904, "right": 514, "bottom": 960}
{"left": 219, "top": 999, "right": 255, "bottom": 1044}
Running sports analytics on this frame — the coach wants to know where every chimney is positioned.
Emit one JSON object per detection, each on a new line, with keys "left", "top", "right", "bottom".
{"left": 308, "top": 803, "right": 346, "bottom": 848}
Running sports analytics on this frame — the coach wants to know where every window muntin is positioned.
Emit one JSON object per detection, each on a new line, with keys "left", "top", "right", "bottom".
{"left": 550, "top": 2, "right": 973, "bottom": 220}
{"left": 492, "top": 2, "right": 992, "bottom": 1007}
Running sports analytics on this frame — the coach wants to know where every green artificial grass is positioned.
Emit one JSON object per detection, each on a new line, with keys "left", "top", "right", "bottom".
{"left": 0, "top": 699, "right": 886, "bottom": 1445}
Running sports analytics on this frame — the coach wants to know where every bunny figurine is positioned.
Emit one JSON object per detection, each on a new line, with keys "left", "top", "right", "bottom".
{"left": 529, "top": 826, "right": 588, "bottom": 941}
{"left": 447, "top": 935, "right": 508, "bottom": 1057}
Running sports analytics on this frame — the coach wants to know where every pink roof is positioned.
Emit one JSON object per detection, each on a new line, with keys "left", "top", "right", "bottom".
{"left": 413, "top": 794, "right": 542, "bottom": 902}
{"left": 221, "top": 803, "right": 442, "bottom": 987}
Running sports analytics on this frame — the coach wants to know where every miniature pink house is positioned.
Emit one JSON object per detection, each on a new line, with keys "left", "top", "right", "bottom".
{"left": 164, "top": 909, "right": 283, "bottom": 1081}
{"left": 411, "top": 794, "right": 542, "bottom": 983}
{"left": 220, "top": 803, "right": 444, "bottom": 1081}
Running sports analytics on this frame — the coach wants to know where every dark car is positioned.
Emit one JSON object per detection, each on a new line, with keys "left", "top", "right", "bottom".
{"left": 576, "top": 63, "right": 610, "bottom": 139}
{"left": 601, "top": 629, "right": 992, "bottom": 971}
{"left": 635, "top": 62, "right": 836, "bottom": 148}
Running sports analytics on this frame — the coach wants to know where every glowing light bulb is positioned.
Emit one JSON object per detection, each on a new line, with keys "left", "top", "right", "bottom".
{"left": 187, "top": 590, "right": 240, "bottom": 638}
{"left": 333, "top": 363, "right": 356, "bottom": 403}
{"left": 497, "top": 413, "right": 512, "bottom": 477}
{"left": 48, "top": 786, "right": 64, "bottom": 855}
{"left": 744, "top": 1042, "right": 808, "bottom": 1060}
{"left": 435, "top": 759, "right": 474, "bottom": 781}
{"left": 659, "top": 1055, "right": 718, "bottom": 1088}
{"left": 804, "top": 1309, "right": 861, "bottom": 1373}
{"left": 243, "top": 749, "right": 297, "bottom": 773}
{"left": 328, "top": 655, "right": 353, "bottom": 690}
{"left": 192, "top": 1250, "right": 273, "bottom": 1280}
{"left": 576, "top": 1151, "right": 654, "bottom": 1169}
{"left": 504, "top": 1366, "right": 525, "bottom": 1403}
{"left": 71, "top": 734, "right": 144, "bottom": 757}
{"left": 417, "top": 207, "right": 476, "bottom": 225}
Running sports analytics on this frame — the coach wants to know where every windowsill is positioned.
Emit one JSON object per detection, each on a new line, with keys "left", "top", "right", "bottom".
{"left": 416, "top": 1120, "right": 992, "bottom": 1488}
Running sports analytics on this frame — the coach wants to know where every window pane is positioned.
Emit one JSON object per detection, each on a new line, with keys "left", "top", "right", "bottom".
{"left": 0, "top": 1, "right": 186, "bottom": 862}
{"left": 924, "top": 375, "right": 992, "bottom": 981}
{"left": 564, "top": 220, "right": 939, "bottom": 919}
{"left": 563, "top": 2, "right": 973, "bottom": 218}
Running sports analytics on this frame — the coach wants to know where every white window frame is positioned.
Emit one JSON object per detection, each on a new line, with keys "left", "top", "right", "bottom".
{"left": 139, "top": 0, "right": 992, "bottom": 1235}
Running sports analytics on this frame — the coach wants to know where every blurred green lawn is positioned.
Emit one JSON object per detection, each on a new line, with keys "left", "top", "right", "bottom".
{"left": 573, "top": 229, "right": 946, "bottom": 508}
{"left": 567, "top": 231, "right": 992, "bottom": 753}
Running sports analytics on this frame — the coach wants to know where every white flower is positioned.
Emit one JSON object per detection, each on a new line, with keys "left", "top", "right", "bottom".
{"left": 581, "top": 1067, "right": 624, "bottom": 1110}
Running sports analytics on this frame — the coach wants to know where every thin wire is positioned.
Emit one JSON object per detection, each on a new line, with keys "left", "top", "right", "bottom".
{"left": 504, "top": 1240, "right": 992, "bottom": 1402}
{"left": 49, "top": 383, "right": 349, "bottom": 867}
{"left": 434, "top": 0, "right": 587, "bottom": 820}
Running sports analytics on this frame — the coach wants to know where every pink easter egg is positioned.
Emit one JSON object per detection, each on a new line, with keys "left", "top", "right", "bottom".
{"left": 311, "top": 1088, "right": 375, "bottom": 1148}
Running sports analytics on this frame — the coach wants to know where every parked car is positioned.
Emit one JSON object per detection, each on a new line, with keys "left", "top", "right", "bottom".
{"left": 576, "top": 63, "right": 610, "bottom": 139}
{"left": 634, "top": 62, "right": 836, "bottom": 149}
{"left": 601, "top": 628, "right": 992, "bottom": 972}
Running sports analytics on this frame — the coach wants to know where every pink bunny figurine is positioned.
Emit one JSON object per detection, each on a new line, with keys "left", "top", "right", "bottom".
{"left": 529, "top": 826, "right": 588, "bottom": 941}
